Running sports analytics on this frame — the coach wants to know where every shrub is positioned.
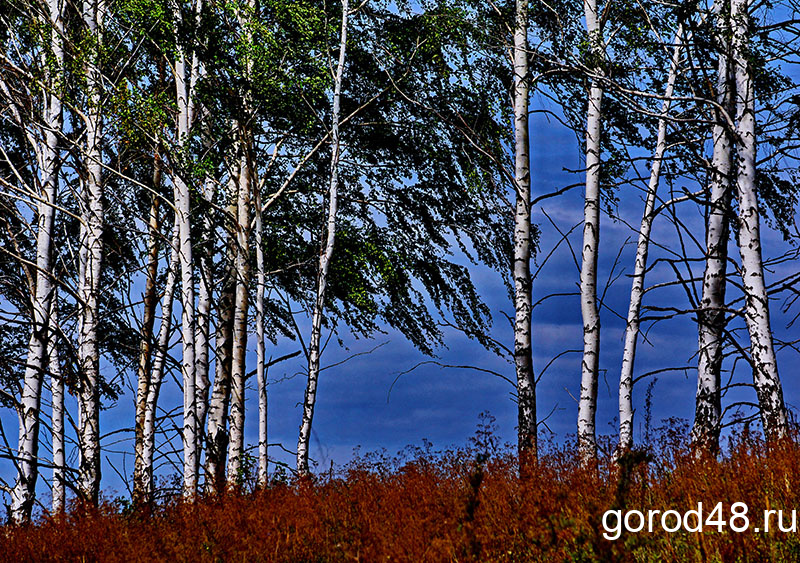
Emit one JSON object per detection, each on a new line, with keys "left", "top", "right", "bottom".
{"left": 2, "top": 424, "right": 799, "bottom": 561}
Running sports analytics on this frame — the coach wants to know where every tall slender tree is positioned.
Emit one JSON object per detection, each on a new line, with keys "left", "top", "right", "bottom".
{"left": 171, "top": 0, "right": 203, "bottom": 495}
{"left": 133, "top": 152, "right": 165, "bottom": 504}
{"left": 511, "top": 0, "right": 537, "bottom": 468}
{"left": 9, "top": 0, "right": 65, "bottom": 522}
{"left": 50, "top": 297, "right": 65, "bottom": 513}
{"left": 205, "top": 179, "right": 237, "bottom": 492}
{"left": 693, "top": 1, "right": 733, "bottom": 453}
{"left": 77, "top": 0, "right": 106, "bottom": 505}
{"left": 227, "top": 146, "right": 252, "bottom": 484}
{"left": 577, "top": 0, "right": 605, "bottom": 463}
{"left": 730, "top": 0, "right": 788, "bottom": 441}
{"left": 226, "top": 0, "right": 258, "bottom": 485}
{"left": 618, "top": 25, "right": 684, "bottom": 454}
{"left": 255, "top": 184, "right": 268, "bottom": 486}
{"left": 140, "top": 226, "right": 180, "bottom": 501}
{"left": 297, "top": 0, "right": 350, "bottom": 476}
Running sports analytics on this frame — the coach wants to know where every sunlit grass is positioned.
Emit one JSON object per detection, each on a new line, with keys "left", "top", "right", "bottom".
{"left": 3, "top": 420, "right": 800, "bottom": 562}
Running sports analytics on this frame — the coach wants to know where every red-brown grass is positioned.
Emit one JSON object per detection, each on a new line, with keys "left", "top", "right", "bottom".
{"left": 4, "top": 421, "right": 800, "bottom": 562}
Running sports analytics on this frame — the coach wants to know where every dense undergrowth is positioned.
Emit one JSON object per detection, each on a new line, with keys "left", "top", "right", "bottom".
{"left": 3, "top": 418, "right": 800, "bottom": 562}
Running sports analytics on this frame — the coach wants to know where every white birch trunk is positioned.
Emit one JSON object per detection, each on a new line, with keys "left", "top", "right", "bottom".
{"left": 175, "top": 179, "right": 197, "bottom": 497}
{"left": 225, "top": 0, "right": 258, "bottom": 486}
{"left": 693, "top": 6, "right": 732, "bottom": 452}
{"left": 10, "top": 0, "right": 64, "bottom": 523}
{"left": 173, "top": 0, "right": 199, "bottom": 494}
{"left": 204, "top": 310, "right": 233, "bottom": 491}
{"left": 194, "top": 176, "right": 214, "bottom": 476}
{"left": 255, "top": 185, "right": 268, "bottom": 486}
{"left": 511, "top": 0, "right": 536, "bottom": 466}
{"left": 578, "top": 0, "right": 603, "bottom": 464}
{"left": 133, "top": 161, "right": 163, "bottom": 503}
{"left": 618, "top": 27, "right": 684, "bottom": 453}
{"left": 297, "top": 0, "right": 349, "bottom": 475}
{"left": 204, "top": 177, "right": 238, "bottom": 492}
{"left": 140, "top": 225, "right": 180, "bottom": 500}
{"left": 731, "top": 0, "right": 788, "bottom": 441}
{"left": 77, "top": 0, "right": 105, "bottom": 505}
{"left": 50, "top": 299, "right": 65, "bottom": 513}
{"left": 227, "top": 148, "right": 251, "bottom": 485}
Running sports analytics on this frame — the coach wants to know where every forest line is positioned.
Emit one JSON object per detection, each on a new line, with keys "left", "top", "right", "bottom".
{"left": 1, "top": 0, "right": 799, "bottom": 524}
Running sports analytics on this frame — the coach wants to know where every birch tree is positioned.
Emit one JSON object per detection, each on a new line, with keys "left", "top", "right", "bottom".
{"left": 205, "top": 185, "right": 237, "bottom": 492}
{"left": 225, "top": 0, "right": 258, "bottom": 485}
{"left": 730, "top": 0, "right": 788, "bottom": 441}
{"left": 171, "top": 0, "right": 203, "bottom": 495}
{"left": 618, "top": 26, "right": 684, "bottom": 454}
{"left": 511, "top": 0, "right": 537, "bottom": 466}
{"left": 195, "top": 172, "right": 215, "bottom": 466}
{"left": 139, "top": 226, "right": 180, "bottom": 502}
{"left": 255, "top": 184, "right": 268, "bottom": 486}
{"left": 133, "top": 154, "right": 165, "bottom": 504}
{"left": 7, "top": 0, "right": 65, "bottom": 522}
{"left": 226, "top": 146, "right": 252, "bottom": 484}
{"left": 577, "top": 0, "right": 604, "bottom": 463}
{"left": 50, "top": 298, "right": 65, "bottom": 513}
{"left": 297, "top": 0, "right": 349, "bottom": 476}
{"left": 692, "top": 2, "right": 733, "bottom": 452}
{"left": 76, "top": 0, "right": 106, "bottom": 505}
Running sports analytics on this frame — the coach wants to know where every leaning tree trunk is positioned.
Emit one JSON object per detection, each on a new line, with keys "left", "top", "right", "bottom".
{"left": 730, "top": 0, "right": 788, "bottom": 441}
{"left": 511, "top": 0, "right": 536, "bottom": 469}
{"left": 77, "top": 0, "right": 105, "bottom": 506}
{"left": 693, "top": 5, "right": 733, "bottom": 453}
{"left": 577, "top": 0, "right": 604, "bottom": 464}
{"left": 618, "top": 26, "right": 684, "bottom": 454}
{"left": 133, "top": 158, "right": 163, "bottom": 504}
{"left": 140, "top": 225, "right": 180, "bottom": 501}
{"left": 10, "top": 0, "right": 64, "bottom": 523}
{"left": 297, "top": 0, "right": 349, "bottom": 476}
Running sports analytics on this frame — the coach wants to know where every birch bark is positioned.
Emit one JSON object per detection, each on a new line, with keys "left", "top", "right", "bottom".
{"left": 175, "top": 101, "right": 198, "bottom": 496}
{"left": 205, "top": 176, "right": 238, "bottom": 492}
{"left": 618, "top": 27, "right": 683, "bottom": 454}
{"left": 578, "top": 0, "right": 603, "bottom": 464}
{"left": 255, "top": 184, "right": 268, "bottom": 486}
{"left": 227, "top": 148, "right": 251, "bottom": 485}
{"left": 511, "top": 0, "right": 536, "bottom": 466}
{"left": 225, "top": 0, "right": 258, "bottom": 483}
{"left": 50, "top": 299, "right": 65, "bottom": 513}
{"left": 188, "top": 6, "right": 206, "bottom": 461}
{"left": 140, "top": 225, "right": 180, "bottom": 500}
{"left": 172, "top": 0, "right": 203, "bottom": 495}
{"left": 133, "top": 159, "right": 163, "bottom": 503}
{"left": 730, "top": 0, "right": 788, "bottom": 441}
{"left": 297, "top": 0, "right": 349, "bottom": 475}
{"left": 693, "top": 5, "right": 732, "bottom": 452}
{"left": 77, "top": 0, "right": 105, "bottom": 505}
{"left": 195, "top": 174, "right": 216, "bottom": 467}
{"left": 10, "top": 0, "right": 64, "bottom": 523}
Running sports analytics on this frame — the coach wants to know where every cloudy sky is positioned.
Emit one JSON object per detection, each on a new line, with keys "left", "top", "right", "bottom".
{"left": 241, "top": 106, "right": 800, "bottom": 475}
